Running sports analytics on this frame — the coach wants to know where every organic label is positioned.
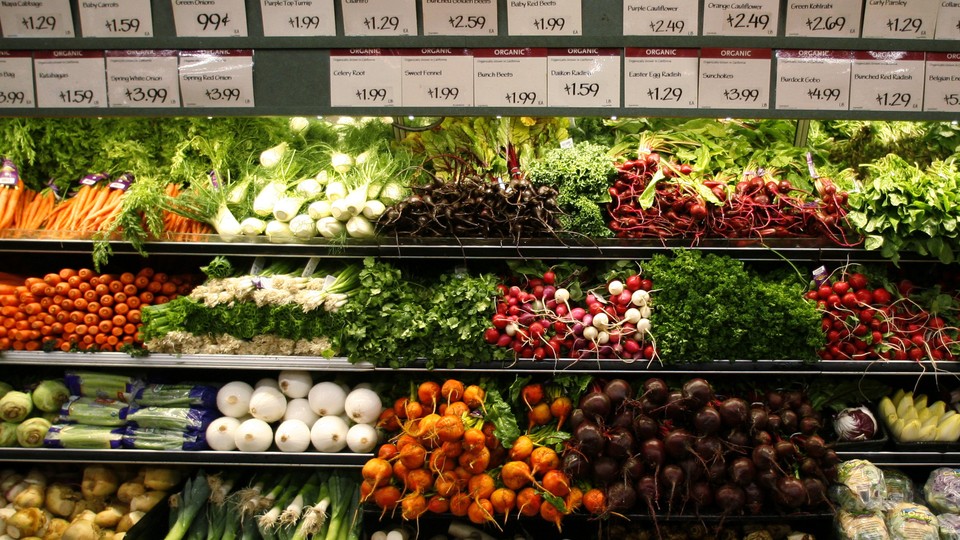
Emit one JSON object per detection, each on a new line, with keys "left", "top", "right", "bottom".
{"left": 923, "top": 53, "right": 960, "bottom": 111}
{"left": 170, "top": 0, "right": 248, "bottom": 37}
{"left": 624, "top": 48, "right": 698, "bottom": 108}
{"left": 861, "top": 0, "right": 938, "bottom": 39}
{"left": 34, "top": 51, "right": 107, "bottom": 108}
{"left": 622, "top": 0, "right": 698, "bottom": 36}
{"left": 850, "top": 51, "right": 925, "bottom": 111}
{"left": 474, "top": 48, "right": 547, "bottom": 107}
{"left": 785, "top": 1, "right": 862, "bottom": 37}
{"left": 507, "top": 0, "right": 582, "bottom": 36}
{"left": 0, "top": 52, "right": 35, "bottom": 108}
{"left": 261, "top": 0, "right": 335, "bottom": 36}
{"left": 341, "top": 0, "right": 416, "bottom": 36}
{"left": 0, "top": 0, "right": 73, "bottom": 37}
{"left": 775, "top": 50, "right": 852, "bottom": 110}
{"left": 703, "top": 0, "right": 780, "bottom": 36}
{"left": 329, "top": 49, "right": 402, "bottom": 107}
{"left": 106, "top": 50, "right": 180, "bottom": 108}
{"left": 178, "top": 50, "right": 255, "bottom": 108}
{"left": 423, "top": 0, "right": 498, "bottom": 36}
{"left": 401, "top": 49, "right": 474, "bottom": 107}
{"left": 698, "top": 48, "right": 771, "bottom": 109}
{"left": 546, "top": 48, "right": 620, "bottom": 107}
{"left": 79, "top": 0, "right": 154, "bottom": 38}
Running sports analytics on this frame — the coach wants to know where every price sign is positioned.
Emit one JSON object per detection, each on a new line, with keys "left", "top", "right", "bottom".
{"left": 862, "top": 0, "right": 938, "bottom": 39}
{"left": 507, "top": 0, "right": 582, "bottom": 36}
{"left": 178, "top": 50, "right": 255, "bottom": 108}
{"left": 698, "top": 48, "right": 771, "bottom": 109}
{"left": 0, "top": 0, "right": 73, "bottom": 37}
{"left": 105, "top": 50, "right": 180, "bottom": 108}
{"left": 261, "top": 0, "right": 335, "bottom": 36}
{"left": 850, "top": 51, "right": 925, "bottom": 111}
{"left": 0, "top": 52, "right": 35, "bottom": 108}
{"left": 330, "top": 49, "right": 402, "bottom": 107}
{"left": 624, "top": 48, "right": 698, "bottom": 108}
{"left": 623, "top": 0, "right": 698, "bottom": 36}
{"left": 936, "top": 2, "right": 960, "bottom": 39}
{"left": 775, "top": 50, "right": 851, "bottom": 110}
{"left": 33, "top": 51, "right": 107, "bottom": 108}
{"left": 546, "top": 48, "right": 620, "bottom": 107}
{"left": 785, "top": 1, "right": 861, "bottom": 37}
{"left": 423, "top": 0, "right": 498, "bottom": 36}
{"left": 473, "top": 48, "right": 547, "bottom": 107}
{"left": 78, "top": 0, "right": 153, "bottom": 38}
{"left": 341, "top": 0, "right": 416, "bottom": 36}
{"left": 171, "top": 0, "right": 247, "bottom": 37}
{"left": 923, "top": 53, "right": 960, "bottom": 112}
{"left": 401, "top": 49, "right": 474, "bottom": 107}
{"left": 703, "top": 0, "right": 779, "bottom": 36}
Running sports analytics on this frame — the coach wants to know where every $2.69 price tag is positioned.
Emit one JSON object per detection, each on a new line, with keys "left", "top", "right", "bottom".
{"left": 785, "top": 1, "right": 862, "bottom": 37}
{"left": 106, "top": 50, "right": 180, "bottom": 108}
{"left": 850, "top": 51, "right": 925, "bottom": 111}
{"left": 34, "top": 51, "right": 107, "bottom": 108}
{"left": 178, "top": 50, "right": 255, "bottom": 108}
{"left": 329, "top": 49, "right": 402, "bottom": 107}
{"left": 775, "top": 50, "right": 852, "bottom": 110}
{"left": 0, "top": 52, "right": 35, "bottom": 108}
{"left": 170, "top": 0, "right": 248, "bottom": 37}
{"left": 698, "top": 48, "right": 771, "bottom": 109}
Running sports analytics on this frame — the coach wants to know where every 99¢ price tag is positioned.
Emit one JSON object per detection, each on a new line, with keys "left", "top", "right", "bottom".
{"left": 936, "top": 3, "right": 960, "bottom": 39}
{"left": 341, "top": 0, "right": 416, "bottom": 36}
{"left": 0, "top": 0, "right": 74, "bottom": 37}
{"left": 34, "top": 51, "right": 107, "bottom": 108}
{"left": 106, "top": 50, "right": 180, "bottom": 108}
{"left": 423, "top": 0, "right": 498, "bottom": 36}
{"left": 861, "top": 0, "right": 938, "bottom": 39}
{"left": 171, "top": 0, "right": 248, "bottom": 37}
{"left": 785, "top": 1, "right": 861, "bottom": 37}
{"left": 401, "top": 49, "right": 474, "bottom": 107}
{"left": 0, "top": 52, "right": 35, "bottom": 108}
{"left": 474, "top": 48, "right": 547, "bottom": 107}
{"left": 79, "top": 0, "right": 154, "bottom": 38}
{"left": 178, "top": 50, "right": 255, "bottom": 108}
{"left": 699, "top": 48, "right": 771, "bottom": 109}
{"left": 546, "top": 48, "right": 621, "bottom": 107}
{"left": 703, "top": 0, "right": 780, "bottom": 36}
{"left": 775, "top": 50, "right": 852, "bottom": 110}
{"left": 923, "top": 53, "right": 960, "bottom": 112}
{"left": 329, "top": 49, "right": 402, "bottom": 107}
{"left": 508, "top": 0, "right": 582, "bottom": 36}
{"left": 850, "top": 51, "right": 925, "bottom": 111}
{"left": 261, "top": 0, "right": 335, "bottom": 36}
{"left": 624, "top": 48, "right": 698, "bottom": 108}
{"left": 623, "top": 0, "right": 698, "bottom": 36}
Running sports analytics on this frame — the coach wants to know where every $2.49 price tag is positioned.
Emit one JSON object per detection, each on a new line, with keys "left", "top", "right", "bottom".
{"left": 0, "top": 52, "right": 35, "bottom": 108}
{"left": 702, "top": 0, "right": 780, "bottom": 36}
{"left": 178, "top": 50, "right": 255, "bottom": 108}
{"left": 622, "top": 0, "right": 698, "bottom": 36}
{"left": 698, "top": 48, "right": 771, "bottom": 110}
{"left": 850, "top": 51, "right": 925, "bottom": 111}
{"left": 775, "top": 50, "right": 852, "bottom": 111}
{"left": 105, "top": 50, "right": 180, "bottom": 108}
{"left": 170, "top": 0, "right": 248, "bottom": 37}
{"left": 329, "top": 49, "right": 402, "bottom": 107}
{"left": 34, "top": 51, "right": 107, "bottom": 108}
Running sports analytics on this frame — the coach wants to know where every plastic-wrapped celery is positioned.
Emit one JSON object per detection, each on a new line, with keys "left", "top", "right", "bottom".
{"left": 59, "top": 396, "right": 127, "bottom": 427}
{"left": 122, "top": 427, "right": 208, "bottom": 451}
{"left": 133, "top": 385, "right": 219, "bottom": 408}
{"left": 124, "top": 406, "right": 218, "bottom": 431}
{"left": 65, "top": 371, "right": 138, "bottom": 399}
{"left": 43, "top": 424, "right": 124, "bottom": 448}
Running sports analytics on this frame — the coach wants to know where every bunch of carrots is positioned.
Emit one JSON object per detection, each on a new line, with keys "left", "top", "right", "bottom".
{"left": 361, "top": 379, "right": 583, "bottom": 533}
{"left": 0, "top": 267, "right": 196, "bottom": 352}
{"left": 163, "top": 183, "right": 212, "bottom": 235}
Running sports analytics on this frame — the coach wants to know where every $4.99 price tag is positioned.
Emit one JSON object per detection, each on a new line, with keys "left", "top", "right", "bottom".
{"left": 178, "top": 50, "right": 255, "bottom": 108}
{"left": 79, "top": 0, "right": 154, "bottom": 38}
{"left": 785, "top": 1, "right": 862, "bottom": 37}
{"left": 0, "top": 52, "right": 35, "bottom": 108}
{"left": 261, "top": 0, "right": 335, "bottom": 36}
{"left": 507, "top": 0, "right": 582, "bottom": 36}
{"left": 850, "top": 51, "right": 925, "bottom": 111}
{"left": 341, "top": 0, "right": 416, "bottom": 36}
{"left": 775, "top": 50, "right": 852, "bottom": 111}
{"left": 624, "top": 48, "right": 698, "bottom": 108}
{"left": 34, "top": 51, "right": 107, "bottom": 108}
{"left": 698, "top": 48, "right": 771, "bottom": 110}
{"left": 170, "top": 0, "right": 248, "bottom": 37}
{"left": 423, "top": 0, "right": 498, "bottom": 36}
{"left": 0, "top": 0, "right": 74, "bottom": 37}
{"left": 329, "top": 49, "right": 402, "bottom": 107}
{"left": 546, "top": 48, "right": 621, "bottom": 107}
{"left": 473, "top": 48, "right": 547, "bottom": 107}
{"left": 861, "top": 0, "right": 938, "bottom": 39}
{"left": 623, "top": 0, "right": 698, "bottom": 36}
{"left": 702, "top": 0, "right": 780, "bottom": 36}
{"left": 106, "top": 50, "right": 180, "bottom": 108}
{"left": 401, "top": 49, "right": 475, "bottom": 107}
{"left": 923, "top": 53, "right": 960, "bottom": 112}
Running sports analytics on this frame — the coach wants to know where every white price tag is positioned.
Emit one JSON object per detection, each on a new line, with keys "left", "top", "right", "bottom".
{"left": 34, "top": 51, "right": 107, "bottom": 108}
{"left": 698, "top": 48, "right": 771, "bottom": 109}
{"left": 923, "top": 53, "right": 960, "bottom": 111}
{"left": 546, "top": 48, "right": 621, "bottom": 108}
{"left": 171, "top": 0, "right": 247, "bottom": 37}
{"left": 0, "top": 52, "right": 35, "bottom": 108}
{"left": 474, "top": 48, "right": 547, "bottom": 107}
{"left": 775, "top": 50, "right": 851, "bottom": 111}
{"left": 423, "top": 0, "right": 498, "bottom": 36}
{"left": 861, "top": 0, "right": 938, "bottom": 39}
{"left": 850, "top": 51, "right": 925, "bottom": 111}
{"left": 936, "top": 2, "right": 960, "bottom": 39}
{"left": 341, "top": 0, "right": 416, "bottom": 36}
{"left": 261, "top": 0, "right": 335, "bottom": 36}
{"left": 507, "top": 0, "right": 582, "bottom": 36}
{"left": 401, "top": 49, "right": 474, "bottom": 107}
{"left": 703, "top": 0, "right": 780, "bottom": 36}
{"left": 106, "top": 51, "right": 180, "bottom": 108}
{"left": 623, "top": 0, "right": 698, "bottom": 36}
{"left": 624, "top": 48, "right": 698, "bottom": 108}
{"left": 0, "top": 0, "right": 73, "bottom": 37}
{"left": 330, "top": 49, "right": 402, "bottom": 107}
{"left": 785, "top": 1, "right": 861, "bottom": 37}
{"left": 178, "top": 50, "right": 255, "bottom": 108}
{"left": 79, "top": 0, "right": 154, "bottom": 38}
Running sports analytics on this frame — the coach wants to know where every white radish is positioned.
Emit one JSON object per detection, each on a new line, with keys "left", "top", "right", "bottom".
{"left": 344, "top": 388, "right": 382, "bottom": 425}
{"left": 346, "top": 423, "right": 378, "bottom": 453}
{"left": 631, "top": 289, "right": 650, "bottom": 307}
{"left": 217, "top": 381, "right": 254, "bottom": 418}
{"left": 554, "top": 288, "right": 570, "bottom": 304}
{"left": 249, "top": 386, "right": 287, "bottom": 423}
{"left": 308, "top": 382, "right": 346, "bottom": 417}
{"left": 206, "top": 417, "right": 241, "bottom": 451}
{"left": 274, "top": 420, "right": 312, "bottom": 453}
{"left": 310, "top": 416, "right": 349, "bottom": 453}
{"left": 235, "top": 418, "right": 273, "bottom": 452}
{"left": 592, "top": 312, "right": 609, "bottom": 331}
{"left": 608, "top": 280, "right": 624, "bottom": 296}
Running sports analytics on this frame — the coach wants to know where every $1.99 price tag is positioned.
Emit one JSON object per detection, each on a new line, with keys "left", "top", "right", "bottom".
{"left": 624, "top": 48, "right": 698, "bottom": 108}
{"left": 474, "top": 48, "right": 547, "bottom": 107}
{"left": 861, "top": 0, "right": 938, "bottom": 39}
{"left": 775, "top": 50, "right": 852, "bottom": 110}
{"left": 178, "top": 50, "right": 255, "bottom": 108}
{"left": 702, "top": 0, "right": 780, "bottom": 36}
{"left": 850, "top": 51, "right": 925, "bottom": 111}
{"left": 261, "top": 0, "right": 335, "bottom": 36}
{"left": 923, "top": 53, "right": 960, "bottom": 112}
{"left": 507, "top": 0, "right": 582, "bottom": 36}
{"left": 171, "top": 0, "right": 248, "bottom": 37}
{"left": 698, "top": 48, "right": 771, "bottom": 110}
{"left": 79, "top": 0, "right": 154, "bottom": 38}
{"left": 106, "top": 50, "right": 180, "bottom": 108}
{"left": 0, "top": 52, "right": 35, "bottom": 108}
{"left": 341, "top": 0, "right": 416, "bottom": 36}
{"left": 422, "top": 0, "right": 498, "bottom": 36}
{"left": 546, "top": 48, "right": 621, "bottom": 107}
{"left": 329, "top": 49, "right": 402, "bottom": 107}
{"left": 401, "top": 49, "right": 475, "bottom": 107}
{"left": 34, "top": 51, "right": 107, "bottom": 108}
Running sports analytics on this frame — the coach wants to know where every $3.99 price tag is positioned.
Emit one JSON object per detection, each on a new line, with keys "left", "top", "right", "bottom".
{"left": 341, "top": 0, "right": 416, "bottom": 36}
{"left": 923, "top": 53, "right": 960, "bottom": 112}
{"left": 0, "top": 0, "right": 74, "bottom": 38}
{"left": 105, "top": 50, "right": 180, "bottom": 108}
{"left": 775, "top": 50, "right": 852, "bottom": 111}
{"left": 329, "top": 49, "right": 402, "bottom": 107}
{"left": 401, "top": 49, "right": 475, "bottom": 107}
{"left": 473, "top": 48, "right": 548, "bottom": 107}
{"left": 861, "top": 0, "right": 938, "bottom": 39}
{"left": 850, "top": 51, "right": 925, "bottom": 111}
{"left": 546, "top": 48, "right": 621, "bottom": 107}
{"left": 698, "top": 48, "right": 771, "bottom": 109}
{"left": 178, "top": 50, "right": 255, "bottom": 108}
{"left": 260, "top": 0, "right": 335, "bottom": 36}
{"left": 624, "top": 48, "right": 698, "bottom": 108}
{"left": 78, "top": 0, "right": 154, "bottom": 38}
{"left": 170, "top": 0, "right": 248, "bottom": 37}
{"left": 0, "top": 52, "right": 35, "bottom": 108}
{"left": 33, "top": 51, "right": 107, "bottom": 108}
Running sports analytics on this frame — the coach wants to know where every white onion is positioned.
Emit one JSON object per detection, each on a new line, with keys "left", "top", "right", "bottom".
{"left": 310, "top": 415, "right": 349, "bottom": 452}
{"left": 235, "top": 418, "right": 273, "bottom": 452}
{"left": 308, "top": 382, "right": 346, "bottom": 417}
{"left": 255, "top": 378, "right": 280, "bottom": 390}
{"left": 344, "top": 388, "right": 382, "bottom": 425}
{"left": 249, "top": 386, "right": 287, "bottom": 423}
{"left": 283, "top": 398, "right": 320, "bottom": 426}
{"left": 216, "top": 381, "right": 254, "bottom": 418}
{"left": 278, "top": 370, "right": 313, "bottom": 399}
{"left": 206, "top": 417, "right": 241, "bottom": 451}
{"left": 274, "top": 420, "right": 312, "bottom": 453}
{"left": 346, "top": 423, "right": 378, "bottom": 453}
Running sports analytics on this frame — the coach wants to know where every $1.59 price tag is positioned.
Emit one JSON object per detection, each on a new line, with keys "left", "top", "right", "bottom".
{"left": 775, "top": 50, "right": 852, "bottom": 110}
{"left": 546, "top": 48, "right": 621, "bottom": 107}
{"left": 698, "top": 48, "right": 771, "bottom": 109}
{"left": 329, "top": 49, "right": 402, "bottom": 107}
{"left": 508, "top": 0, "right": 582, "bottom": 36}
{"left": 936, "top": 3, "right": 960, "bottom": 39}
{"left": 341, "top": 0, "right": 416, "bottom": 36}
{"left": 261, "top": 0, "right": 335, "bottom": 36}
{"left": 861, "top": 0, "right": 938, "bottom": 39}
{"left": 178, "top": 50, "right": 255, "bottom": 108}
{"left": 79, "top": 0, "right": 154, "bottom": 38}
{"left": 624, "top": 48, "right": 698, "bottom": 108}
{"left": 106, "top": 50, "right": 180, "bottom": 108}
{"left": 623, "top": 0, "right": 698, "bottom": 36}
{"left": 0, "top": 0, "right": 74, "bottom": 37}
{"left": 703, "top": 0, "right": 780, "bottom": 36}
{"left": 34, "top": 51, "right": 107, "bottom": 108}
{"left": 401, "top": 49, "right": 474, "bottom": 107}
{"left": 171, "top": 0, "right": 248, "bottom": 37}
{"left": 785, "top": 1, "right": 861, "bottom": 37}
{"left": 474, "top": 48, "right": 547, "bottom": 107}
{"left": 850, "top": 51, "right": 925, "bottom": 111}
{"left": 423, "top": 0, "right": 498, "bottom": 36}
{"left": 923, "top": 53, "right": 960, "bottom": 112}
{"left": 0, "top": 52, "right": 35, "bottom": 108}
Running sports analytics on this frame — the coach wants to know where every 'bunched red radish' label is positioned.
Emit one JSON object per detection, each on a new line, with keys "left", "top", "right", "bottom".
{"left": 849, "top": 51, "right": 925, "bottom": 112}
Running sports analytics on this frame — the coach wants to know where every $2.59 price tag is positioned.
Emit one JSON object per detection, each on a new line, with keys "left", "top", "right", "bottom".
{"left": 0, "top": 0, "right": 74, "bottom": 37}
{"left": 775, "top": 50, "right": 852, "bottom": 110}
{"left": 34, "top": 51, "right": 107, "bottom": 108}
{"left": 261, "top": 0, "right": 335, "bottom": 36}
{"left": 507, "top": 0, "right": 582, "bottom": 36}
{"left": 546, "top": 48, "right": 621, "bottom": 107}
{"left": 861, "top": 0, "right": 938, "bottom": 39}
{"left": 0, "top": 52, "right": 35, "bottom": 108}
{"left": 474, "top": 48, "right": 547, "bottom": 107}
{"left": 105, "top": 50, "right": 180, "bottom": 108}
{"left": 178, "top": 50, "right": 255, "bottom": 108}
{"left": 923, "top": 53, "right": 960, "bottom": 112}
{"left": 422, "top": 0, "right": 498, "bottom": 36}
{"left": 624, "top": 48, "right": 698, "bottom": 108}
{"left": 329, "top": 49, "right": 402, "bottom": 107}
{"left": 79, "top": 0, "right": 154, "bottom": 38}
{"left": 341, "top": 0, "right": 416, "bottom": 36}
{"left": 850, "top": 51, "right": 925, "bottom": 111}
{"left": 170, "top": 0, "right": 248, "bottom": 37}
{"left": 702, "top": 0, "right": 780, "bottom": 36}
{"left": 698, "top": 48, "right": 771, "bottom": 109}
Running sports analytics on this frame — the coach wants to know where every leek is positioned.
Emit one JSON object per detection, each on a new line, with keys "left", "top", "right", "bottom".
{"left": 165, "top": 471, "right": 212, "bottom": 540}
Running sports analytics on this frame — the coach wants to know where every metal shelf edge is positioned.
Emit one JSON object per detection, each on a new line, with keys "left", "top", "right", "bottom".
{"left": 0, "top": 448, "right": 370, "bottom": 467}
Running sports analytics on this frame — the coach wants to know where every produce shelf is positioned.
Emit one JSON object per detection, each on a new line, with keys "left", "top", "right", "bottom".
{"left": 0, "top": 448, "right": 371, "bottom": 467}
{"left": 836, "top": 451, "right": 960, "bottom": 467}
{"left": 0, "top": 351, "right": 374, "bottom": 371}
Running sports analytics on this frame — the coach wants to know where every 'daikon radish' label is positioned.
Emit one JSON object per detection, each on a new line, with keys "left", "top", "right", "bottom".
{"left": 422, "top": 0, "right": 498, "bottom": 36}
{"left": 78, "top": 0, "right": 154, "bottom": 38}
{"left": 623, "top": 0, "right": 698, "bottom": 36}
{"left": 861, "top": 0, "right": 939, "bottom": 39}
{"left": 34, "top": 51, "right": 107, "bottom": 108}
{"left": 171, "top": 0, "right": 248, "bottom": 37}
{"left": 624, "top": 48, "right": 699, "bottom": 109}
{"left": 260, "top": 0, "right": 335, "bottom": 37}
{"left": 0, "top": 52, "right": 35, "bottom": 108}
{"left": 507, "top": 0, "right": 582, "bottom": 36}
{"left": 341, "top": 0, "right": 416, "bottom": 36}
{"left": 785, "top": 1, "right": 862, "bottom": 37}
{"left": 546, "top": 48, "right": 620, "bottom": 108}
{"left": 474, "top": 48, "right": 547, "bottom": 107}
{"left": 775, "top": 50, "right": 852, "bottom": 111}
{"left": 0, "top": 0, "right": 74, "bottom": 37}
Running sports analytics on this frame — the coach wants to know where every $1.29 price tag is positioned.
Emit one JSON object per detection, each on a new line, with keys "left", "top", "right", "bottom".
{"left": 341, "top": 0, "right": 416, "bottom": 36}
{"left": 0, "top": 0, "right": 74, "bottom": 37}
{"left": 34, "top": 51, "right": 107, "bottom": 108}
{"left": 423, "top": 0, "right": 498, "bottom": 36}
{"left": 507, "top": 0, "right": 582, "bottom": 36}
{"left": 623, "top": 0, "right": 698, "bottom": 36}
{"left": 401, "top": 49, "right": 474, "bottom": 107}
{"left": 79, "top": 0, "right": 154, "bottom": 38}
{"left": 474, "top": 48, "right": 547, "bottom": 107}
{"left": 785, "top": 1, "right": 861, "bottom": 37}
{"left": 850, "top": 51, "right": 925, "bottom": 111}
{"left": 261, "top": 0, "right": 335, "bottom": 36}
{"left": 775, "top": 50, "right": 852, "bottom": 110}
{"left": 329, "top": 49, "right": 402, "bottom": 107}
{"left": 698, "top": 48, "right": 771, "bottom": 109}
{"left": 624, "top": 48, "right": 698, "bottom": 108}
{"left": 171, "top": 0, "right": 248, "bottom": 37}
{"left": 105, "top": 50, "right": 180, "bottom": 108}
{"left": 178, "top": 50, "right": 255, "bottom": 108}
{"left": 546, "top": 48, "right": 621, "bottom": 107}
{"left": 923, "top": 53, "right": 960, "bottom": 112}
{"left": 0, "top": 52, "right": 35, "bottom": 108}
{"left": 861, "top": 0, "right": 938, "bottom": 39}
{"left": 702, "top": 0, "right": 780, "bottom": 36}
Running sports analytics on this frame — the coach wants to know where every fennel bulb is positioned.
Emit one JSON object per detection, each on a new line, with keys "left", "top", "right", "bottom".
{"left": 273, "top": 196, "right": 305, "bottom": 223}
{"left": 260, "top": 142, "right": 289, "bottom": 168}
{"left": 316, "top": 217, "right": 345, "bottom": 239}
{"left": 289, "top": 214, "right": 317, "bottom": 239}
{"left": 307, "top": 200, "right": 332, "bottom": 220}
{"left": 345, "top": 215, "right": 375, "bottom": 239}
{"left": 253, "top": 181, "right": 287, "bottom": 216}
{"left": 240, "top": 217, "right": 267, "bottom": 236}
